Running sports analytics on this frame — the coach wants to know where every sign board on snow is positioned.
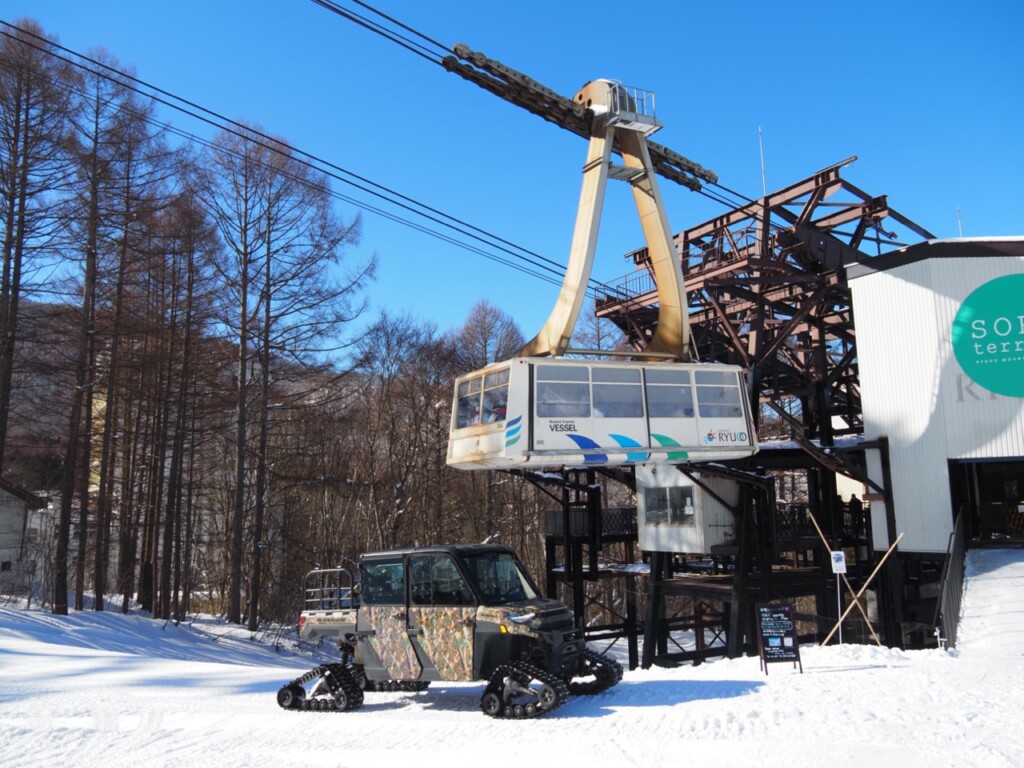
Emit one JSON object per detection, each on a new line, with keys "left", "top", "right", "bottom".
{"left": 831, "top": 551, "right": 847, "bottom": 574}
{"left": 756, "top": 603, "right": 802, "bottom": 674}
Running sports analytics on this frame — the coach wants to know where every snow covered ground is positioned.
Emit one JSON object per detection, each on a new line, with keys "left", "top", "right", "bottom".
{"left": 2, "top": 548, "right": 1022, "bottom": 768}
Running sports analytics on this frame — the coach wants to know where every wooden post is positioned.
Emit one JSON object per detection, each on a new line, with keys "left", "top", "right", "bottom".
{"left": 806, "top": 510, "right": 883, "bottom": 646}
{"left": 821, "top": 533, "right": 904, "bottom": 646}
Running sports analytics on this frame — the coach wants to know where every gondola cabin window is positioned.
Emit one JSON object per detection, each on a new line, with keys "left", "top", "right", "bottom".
{"left": 455, "top": 367, "right": 510, "bottom": 428}
{"left": 536, "top": 364, "right": 590, "bottom": 418}
{"left": 592, "top": 366, "right": 643, "bottom": 418}
{"left": 644, "top": 368, "right": 694, "bottom": 418}
{"left": 536, "top": 365, "right": 645, "bottom": 419}
{"left": 456, "top": 377, "right": 481, "bottom": 427}
{"left": 481, "top": 369, "right": 510, "bottom": 423}
{"left": 695, "top": 369, "right": 744, "bottom": 418}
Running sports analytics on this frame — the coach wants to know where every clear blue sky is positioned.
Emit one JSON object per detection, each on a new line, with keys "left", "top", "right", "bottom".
{"left": 4, "top": 0, "right": 1022, "bottom": 338}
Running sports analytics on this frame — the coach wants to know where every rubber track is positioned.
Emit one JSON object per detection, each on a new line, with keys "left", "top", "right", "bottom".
{"left": 276, "top": 663, "right": 364, "bottom": 712}
{"left": 568, "top": 648, "right": 623, "bottom": 696}
{"left": 480, "top": 661, "right": 570, "bottom": 719}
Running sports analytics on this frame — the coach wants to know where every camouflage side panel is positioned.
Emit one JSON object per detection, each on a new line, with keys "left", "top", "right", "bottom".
{"left": 362, "top": 606, "right": 421, "bottom": 680}
{"left": 476, "top": 606, "right": 532, "bottom": 636}
{"left": 409, "top": 606, "right": 474, "bottom": 681}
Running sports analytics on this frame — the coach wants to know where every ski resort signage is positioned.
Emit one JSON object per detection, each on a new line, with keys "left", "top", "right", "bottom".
{"left": 952, "top": 273, "right": 1024, "bottom": 398}
{"left": 830, "top": 551, "right": 847, "bottom": 574}
{"left": 756, "top": 603, "right": 803, "bottom": 674}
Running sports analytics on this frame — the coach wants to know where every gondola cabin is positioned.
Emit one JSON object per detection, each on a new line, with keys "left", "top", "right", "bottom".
{"left": 447, "top": 357, "right": 758, "bottom": 470}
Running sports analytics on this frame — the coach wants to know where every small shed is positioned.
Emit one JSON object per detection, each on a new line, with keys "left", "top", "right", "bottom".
{"left": 0, "top": 477, "right": 45, "bottom": 571}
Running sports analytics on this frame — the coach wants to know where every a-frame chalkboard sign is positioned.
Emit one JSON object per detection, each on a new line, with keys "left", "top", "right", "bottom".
{"left": 756, "top": 603, "right": 803, "bottom": 674}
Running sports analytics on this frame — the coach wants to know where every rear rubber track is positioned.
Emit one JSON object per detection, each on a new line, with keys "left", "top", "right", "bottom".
{"left": 568, "top": 648, "right": 623, "bottom": 695}
{"left": 276, "top": 663, "right": 364, "bottom": 712}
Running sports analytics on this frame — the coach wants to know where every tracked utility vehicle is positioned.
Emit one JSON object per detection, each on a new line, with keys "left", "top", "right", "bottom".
{"left": 277, "top": 544, "right": 621, "bottom": 719}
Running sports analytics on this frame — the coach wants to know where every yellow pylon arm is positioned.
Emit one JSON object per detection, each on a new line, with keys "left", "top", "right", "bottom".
{"left": 518, "top": 108, "right": 612, "bottom": 358}
{"left": 616, "top": 129, "right": 690, "bottom": 360}
{"left": 517, "top": 80, "right": 691, "bottom": 362}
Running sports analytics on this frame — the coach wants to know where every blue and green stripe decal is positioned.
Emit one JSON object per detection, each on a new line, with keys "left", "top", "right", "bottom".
{"left": 565, "top": 433, "right": 607, "bottom": 463}
{"left": 608, "top": 434, "right": 650, "bottom": 462}
{"left": 505, "top": 416, "right": 522, "bottom": 447}
{"left": 562, "top": 432, "right": 685, "bottom": 463}
{"left": 651, "top": 433, "right": 689, "bottom": 461}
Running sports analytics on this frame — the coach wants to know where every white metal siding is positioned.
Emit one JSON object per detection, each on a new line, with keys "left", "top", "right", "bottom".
{"left": 851, "top": 255, "right": 1024, "bottom": 553}
{"left": 932, "top": 259, "right": 1024, "bottom": 459}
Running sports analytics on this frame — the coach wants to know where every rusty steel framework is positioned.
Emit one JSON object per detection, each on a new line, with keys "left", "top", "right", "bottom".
{"left": 597, "top": 158, "right": 934, "bottom": 463}
{"left": 592, "top": 161, "right": 939, "bottom": 656}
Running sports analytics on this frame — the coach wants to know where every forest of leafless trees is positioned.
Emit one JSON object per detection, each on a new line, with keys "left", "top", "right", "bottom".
{"left": 0, "top": 19, "right": 582, "bottom": 627}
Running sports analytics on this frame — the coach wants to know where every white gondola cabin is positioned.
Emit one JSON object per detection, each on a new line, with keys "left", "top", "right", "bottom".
{"left": 447, "top": 357, "right": 758, "bottom": 470}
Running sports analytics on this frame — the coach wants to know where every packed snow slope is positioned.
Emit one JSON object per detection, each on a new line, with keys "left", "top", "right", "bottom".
{"left": 1, "top": 548, "right": 1022, "bottom": 768}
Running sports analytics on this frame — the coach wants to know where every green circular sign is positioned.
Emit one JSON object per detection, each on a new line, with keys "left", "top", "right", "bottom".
{"left": 952, "top": 274, "right": 1024, "bottom": 397}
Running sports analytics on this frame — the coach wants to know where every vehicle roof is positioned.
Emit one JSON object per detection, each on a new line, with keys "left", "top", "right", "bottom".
{"left": 359, "top": 543, "right": 516, "bottom": 561}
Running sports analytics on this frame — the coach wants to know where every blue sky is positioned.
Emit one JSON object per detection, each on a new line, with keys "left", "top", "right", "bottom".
{"left": 4, "top": 0, "right": 1022, "bottom": 338}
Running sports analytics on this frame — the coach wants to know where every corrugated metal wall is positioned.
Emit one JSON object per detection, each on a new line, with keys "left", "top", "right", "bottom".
{"left": 851, "top": 254, "right": 1024, "bottom": 553}
{"left": 932, "top": 259, "right": 1024, "bottom": 458}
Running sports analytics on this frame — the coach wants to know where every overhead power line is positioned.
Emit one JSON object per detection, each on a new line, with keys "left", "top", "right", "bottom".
{"left": 307, "top": 2, "right": 760, "bottom": 219}
{"left": 0, "top": 20, "right": 630, "bottom": 303}
{"left": 310, "top": 0, "right": 450, "bottom": 63}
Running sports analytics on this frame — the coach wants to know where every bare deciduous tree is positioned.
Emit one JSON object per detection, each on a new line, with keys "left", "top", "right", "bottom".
{"left": 456, "top": 300, "right": 523, "bottom": 372}
{"left": 2, "top": 19, "right": 565, "bottom": 627}
{"left": 196, "top": 124, "right": 371, "bottom": 626}
{"left": 0, "top": 20, "right": 75, "bottom": 474}
{"left": 569, "top": 299, "right": 626, "bottom": 357}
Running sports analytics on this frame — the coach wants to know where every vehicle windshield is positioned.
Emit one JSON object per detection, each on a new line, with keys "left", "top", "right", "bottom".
{"left": 462, "top": 551, "right": 540, "bottom": 605}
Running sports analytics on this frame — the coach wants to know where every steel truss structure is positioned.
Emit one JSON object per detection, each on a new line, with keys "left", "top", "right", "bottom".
{"left": 598, "top": 157, "right": 933, "bottom": 452}
{"left": 592, "top": 161, "right": 937, "bottom": 656}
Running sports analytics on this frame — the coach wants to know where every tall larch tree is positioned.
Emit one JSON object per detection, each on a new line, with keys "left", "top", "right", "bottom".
{"left": 197, "top": 124, "right": 370, "bottom": 626}
{"left": 0, "top": 20, "right": 75, "bottom": 475}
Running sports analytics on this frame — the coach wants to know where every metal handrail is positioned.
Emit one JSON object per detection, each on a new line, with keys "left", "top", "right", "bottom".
{"left": 933, "top": 508, "right": 967, "bottom": 649}
{"left": 302, "top": 567, "right": 357, "bottom": 611}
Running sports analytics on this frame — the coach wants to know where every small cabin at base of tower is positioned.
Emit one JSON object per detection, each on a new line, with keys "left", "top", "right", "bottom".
{"left": 635, "top": 464, "right": 740, "bottom": 554}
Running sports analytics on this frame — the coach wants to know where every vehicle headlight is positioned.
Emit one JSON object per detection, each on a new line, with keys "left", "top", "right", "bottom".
{"left": 506, "top": 612, "right": 536, "bottom": 624}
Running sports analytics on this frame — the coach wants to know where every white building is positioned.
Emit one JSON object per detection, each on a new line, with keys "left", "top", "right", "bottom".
{"left": 848, "top": 238, "right": 1024, "bottom": 554}
{"left": 0, "top": 477, "right": 45, "bottom": 575}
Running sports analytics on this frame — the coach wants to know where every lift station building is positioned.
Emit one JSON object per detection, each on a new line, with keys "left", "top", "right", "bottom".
{"left": 849, "top": 238, "right": 1024, "bottom": 554}
{"left": 591, "top": 171, "right": 1024, "bottom": 658}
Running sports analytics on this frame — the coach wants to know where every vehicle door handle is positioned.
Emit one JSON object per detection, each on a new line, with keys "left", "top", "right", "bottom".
{"left": 392, "top": 611, "right": 407, "bottom": 621}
